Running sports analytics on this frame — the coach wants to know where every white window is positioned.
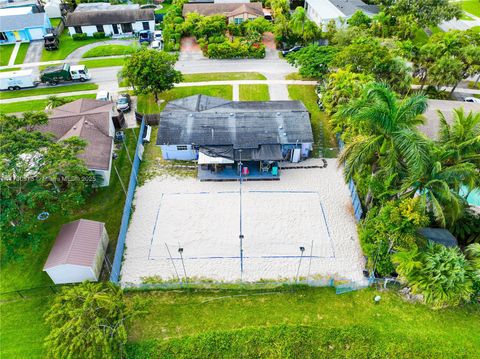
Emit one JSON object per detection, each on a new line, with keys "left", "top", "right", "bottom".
{"left": 176, "top": 145, "right": 188, "bottom": 151}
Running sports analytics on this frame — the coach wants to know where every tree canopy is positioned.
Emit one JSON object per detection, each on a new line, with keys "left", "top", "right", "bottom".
{"left": 0, "top": 112, "right": 93, "bottom": 258}
{"left": 122, "top": 48, "right": 183, "bottom": 102}
{"left": 286, "top": 45, "right": 338, "bottom": 79}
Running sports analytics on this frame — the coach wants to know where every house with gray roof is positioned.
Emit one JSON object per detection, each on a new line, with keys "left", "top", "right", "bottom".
{"left": 65, "top": 2, "right": 154, "bottom": 37}
{"left": 157, "top": 95, "right": 314, "bottom": 180}
{"left": 304, "top": 0, "right": 378, "bottom": 28}
{"left": 0, "top": 5, "right": 51, "bottom": 43}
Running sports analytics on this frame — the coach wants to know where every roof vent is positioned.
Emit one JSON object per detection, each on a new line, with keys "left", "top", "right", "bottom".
{"left": 278, "top": 125, "right": 283, "bottom": 129}
{"left": 73, "top": 126, "right": 77, "bottom": 129}
{"left": 229, "top": 112, "right": 235, "bottom": 116}
{"left": 276, "top": 112, "right": 281, "bottom": 116}
{"left": 283, "top": 132, "right": 287, "bottom": 136}
{"left": 189, "top": 113, "right": 193, "bottom": 117}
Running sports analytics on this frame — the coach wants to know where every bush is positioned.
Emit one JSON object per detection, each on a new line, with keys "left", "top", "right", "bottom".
{"left": 207, "top": 40, "right": 265, "bottom": 59}
{"left": 92, "top": 31, "right": 106, "bottom": 39}
{"left": 208, "top": 35, "right": 226, "bottom": 44}
{"left": 72, "top": 33, "right": 88, "bottom": 41}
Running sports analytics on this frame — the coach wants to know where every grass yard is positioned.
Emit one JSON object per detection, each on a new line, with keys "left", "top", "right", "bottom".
{"left": 288, "top": 85, "right": 335, "bottom": 155}
{"left": 239, "top": 84, "right": 269, "bottom": 101}
{"left": 0, "top": 44, "right": 15, "bottom": 66}
{"left": 40, "top": 30, "right": 108, "bottom": 62}
{"left": 13, "top": 43, "right": 29, "bottom": 65}
{"left": 125, "top": 287, "right": 480, "bottom": 358}
{"left": 413, "top": 28, "right": 429, "bottom": 46}
{"left": 470, "top": 26, "right": 480, "bottom": 33}
{"left": 285, "top": 72, "right": 317, "bottom": 81}
{"left": 182, "top": 72, "right": 266, "bottom": 82}
{"left": 79, "top": 57, "right": 126, "bottom": 68}
{"left": 460, "top": 0, "right": 480, "bottom": 17}
{"left": 155, "top": 3, "right": 172, "bottom": 14}
{"left": 82, "top": 44, "right": 138, "bottom": 58}
{"left": 0, "top": 127, "right": 138, "bottom": 358}
{"left": 0, "top": 94, "right": 96, "bottom": 113}
{"left": 49, "top": 18, "right": 62, "bottom": 28}
{"left": 0, "top": 83, "right": 98, "bottom": 100}
{"left": 0, "top": 67, "right": 20, "bottom": 72}
{"left": 136, "top": 85, "right": 233, "bottom": 114}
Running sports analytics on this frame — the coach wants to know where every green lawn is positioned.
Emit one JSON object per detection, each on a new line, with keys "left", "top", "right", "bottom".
{"left": 125, "top": 287, "right": 480, "bottom": 358}
{"left": 0, "top": 94, "right": 96, "bottom": 113}
{"left": 239, "top": 84, "right": 269, "bottom": 101}
{"left": 470, "top": 26, "right": 480, "bottom": 33}
{"left": 182, "top": 72, "right": 266, "bottom": 82}
{"left": 460, "top": 0, "right": 480, "bottom": 17}
{"left": 0, "top": 83, "right": 98, "bottom": 100}
{"left": 136, "top": 85, "right": 233, "bottom": 114}
{"left": 0, "top": 44, "right": 15, "bottom": 66}
{"left": 40, "top": 30, "right": 109, "bottom": 62}
{"left": 154, "top": 3, "right": 172, "bottom": 14}
{"left": 79, "top": 57, "right": 127, "bottom": 68}
{"left": 82, "top": 44, "right": 138, "bottom": 58}
{"left": 285, "top": 72, "right": 317, "bottom": 81}
{"left": 0, "top": 67, "right": 20, "bottom": 72}
{"left": 49, "top": 18, "right": 62, "bottom": 28}
{"left": 288, "top": 85, "right": 335, "bottom": 155}
{"left": 13, "top": 43, "right": 29, "bottom": 65}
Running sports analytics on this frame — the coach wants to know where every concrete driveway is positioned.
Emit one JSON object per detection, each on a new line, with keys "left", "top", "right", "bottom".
{"left": 22, "top": 41, "right": 43, "bottom": 65}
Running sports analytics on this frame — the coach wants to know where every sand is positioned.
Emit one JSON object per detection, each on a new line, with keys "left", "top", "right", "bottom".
{"left": 120, "top": 159, "right": 366, "bottom": 285}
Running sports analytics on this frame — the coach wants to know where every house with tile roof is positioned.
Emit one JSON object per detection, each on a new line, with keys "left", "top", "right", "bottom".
{"left": 182, "top": 2, "right": 264, "bottom": 24}
{"left": 38, "top": 99, "right": 116, "bottom": 187}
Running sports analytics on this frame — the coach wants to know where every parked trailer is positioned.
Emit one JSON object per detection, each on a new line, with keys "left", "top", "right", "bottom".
{"left": 0, "top": 69, "right": 39, "bottom": 91}
{"left": 40, "top": 64, "right": 91, "bottom": 85}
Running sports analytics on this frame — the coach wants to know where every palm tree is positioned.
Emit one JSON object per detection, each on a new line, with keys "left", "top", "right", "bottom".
{"left": 290, "top": 7, "right": 308, "bottom": 40}
{"left": 45, "top": 95, "right": 67, "bottom": 110}
{"left": 437, "top": 108, "right": 480, "bottom": 167}
{"left": 401, "top": 150, "right": 477, "bottom": 227}
{"left": 337, "top": 83, "right": 431, "bottom": 191}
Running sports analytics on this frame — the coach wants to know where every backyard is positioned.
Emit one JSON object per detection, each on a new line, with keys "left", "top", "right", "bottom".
{"left": 460, "top": 0, "right": 480, "bottom": 17}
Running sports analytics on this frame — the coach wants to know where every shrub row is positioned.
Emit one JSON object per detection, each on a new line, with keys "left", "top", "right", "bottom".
{"left": 206, "top": 40, "right": 265, "bottom": 59}
{"left": 72, "top": 32, "right": 107, "bottom": 41}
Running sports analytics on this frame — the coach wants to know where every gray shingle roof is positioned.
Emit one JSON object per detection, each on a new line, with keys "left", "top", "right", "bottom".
{"left": 329, "top": 0, "right": 378, "bottom": 16}
{"left": 65, "top": 8, "right": 154, "bottom": 27}
{"left": 157, "top": 95, "right": 313, "bottom": 149}
{"left": 0, "top": 12, "right": 46, "bottom": 32}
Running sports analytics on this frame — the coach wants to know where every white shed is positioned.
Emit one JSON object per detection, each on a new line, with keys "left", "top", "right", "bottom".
{"left": 43, "top": 219, "right": 109, "bottom": 284}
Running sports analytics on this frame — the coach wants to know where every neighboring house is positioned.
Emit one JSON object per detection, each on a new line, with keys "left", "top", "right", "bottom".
{"left": 43, "top": 219, "right": 109, "bottom": 284}
{"left": 0, "top": 6, "right": 51, "bottom": 43}
{"left": 182, "top": 2, "right": 264, "bottom": 24}
{"left": 65, "top": 2, "right": 155, "bottom": 37}
{"left": 418, "top": 99, "right": 480, "bottom": 140}
{"left": 44, "top": 0, "right": 62, "bottom": 19}
{"left": 38, "top": 99, "right": 116, "bottom": 187}
{"left": 304, "top": 0, "right": 378, "bottom": 27}
{"left": 157, "top": 95, "right": 313, "bottom": 180}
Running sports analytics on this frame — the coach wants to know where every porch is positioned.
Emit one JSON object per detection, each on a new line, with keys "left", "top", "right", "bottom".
{"left": 198, "top": 161, "right": 280, "bottom": 182}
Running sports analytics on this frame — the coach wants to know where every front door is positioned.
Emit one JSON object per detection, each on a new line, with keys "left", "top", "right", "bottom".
{"left": 112, "top": 24, "right": 119, "bottom": 35}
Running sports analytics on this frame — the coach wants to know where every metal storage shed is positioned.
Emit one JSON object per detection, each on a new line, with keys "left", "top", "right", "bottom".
{"left": 43, "top": 219, "right": 109, "bottom": 284}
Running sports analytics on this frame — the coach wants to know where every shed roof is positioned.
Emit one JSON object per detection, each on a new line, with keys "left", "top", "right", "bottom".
{"left": 0, "top": 12, "right": 46, "bottom": 32}
{"left": 44, "top": 219, "right": 105, "bottom": 270}
{"left": 419, "top": 99, "right": 480, "bottom": 139}
{"left": 418, "top": 228, "right": 458, "bottom": 247}
{"left": 37, "top": 99, "right": 114, "bottom": 170}
{"left": 65, "top": 8, "right": 154, "bottom": 26}
{"left": 157, "top": 95, "right": 313, "bottom": 148}
{"left": 182, "top": 2, "right": 264, "bottom": 17}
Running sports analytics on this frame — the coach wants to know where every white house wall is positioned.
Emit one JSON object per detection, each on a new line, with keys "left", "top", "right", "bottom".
{"left": 45, "top": 264, "right": 97, "bottom": 284}
{"left": 69, "top": 20, "right": 154, "bottom": 37}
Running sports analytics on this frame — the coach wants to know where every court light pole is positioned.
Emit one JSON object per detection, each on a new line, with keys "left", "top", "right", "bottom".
{"left": 296, "top": 246, "right": 306, "bottom": 283}
{"left": 178, "top": 247, "right": 187, "bottom": 284}
{"left": 238, "top": 149, "right": 244, "bottom": 276}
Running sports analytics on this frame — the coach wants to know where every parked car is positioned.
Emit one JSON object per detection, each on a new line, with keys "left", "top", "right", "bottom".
{"left": 43, "top": 33, "right": 59, "bottom": 51}
{"left": 116, "top": 93, "right": 131, "bottom": 112}
{"left": 281, "top": 46, "right": 303, "bottom": 57}
{"left": 96, "top": 91, "right": 112, "bottom": 101}
{"left": 139, "top": 30, "right": 152, "bottom": 44}
{"left": 153, "top": 30, "right": 162, "bottom": 41}
{"left": 464, "top": 97, "right": 480, "bottom": 103}
{"left": 151, "top": 40, "right": 163, "bottom": 50}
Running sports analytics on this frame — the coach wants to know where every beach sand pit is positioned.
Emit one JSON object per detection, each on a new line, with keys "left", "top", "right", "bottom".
{"left": 121, "top": 159, "right": 365, "bottom": 285}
